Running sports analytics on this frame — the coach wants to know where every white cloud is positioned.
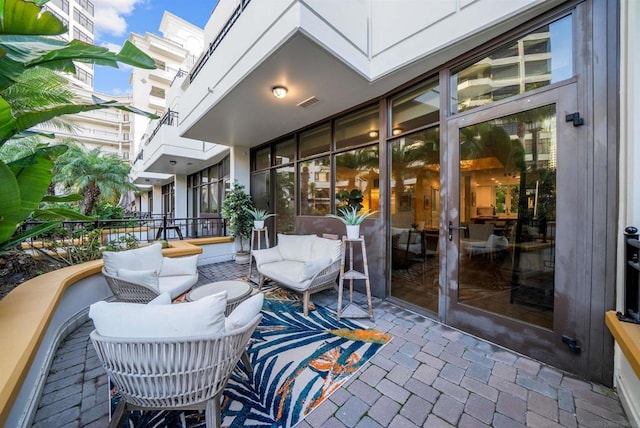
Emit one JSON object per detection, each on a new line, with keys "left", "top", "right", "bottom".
{"left": 100, "top": 42, "right": 122, "bottom": 53}
{"left": 93, "top": 0, "right": 148, "bottom": 38}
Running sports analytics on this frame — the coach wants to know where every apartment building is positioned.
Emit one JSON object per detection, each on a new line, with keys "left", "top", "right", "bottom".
{"left": 131, "top": 1, "right": 639, "bottom": 423}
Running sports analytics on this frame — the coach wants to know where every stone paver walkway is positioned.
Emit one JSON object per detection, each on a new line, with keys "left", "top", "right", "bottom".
{"left": 32, "top": 261, "right": 630, "bottom": 427}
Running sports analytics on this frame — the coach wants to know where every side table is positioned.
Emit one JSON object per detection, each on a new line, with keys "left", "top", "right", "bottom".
{"left": 337, "top": 236, "right": 374, "bottom": 320}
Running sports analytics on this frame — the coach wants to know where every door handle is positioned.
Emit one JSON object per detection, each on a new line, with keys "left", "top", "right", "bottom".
{"left": 448, "top": 221, "right": 467, "bottom": 241}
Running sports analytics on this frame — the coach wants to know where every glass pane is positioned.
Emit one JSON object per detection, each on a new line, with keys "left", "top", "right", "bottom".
{"left": 335, "top": 145, "right": 380, "bottom": 214}
{"left": 451, "top": 15, "right": 573, "bottom": 113}
{"left": 335, "top": 105, "right": 379, "bottom": 150}
{"left": 275, "top": 166, "right": 295, "bottom": 234}
{"left": 390, "top": 79, "right": 440, "bottom": 136}
{"left": 200, "top": 186, "right": 209, "bottom": 213}
{"left": 250, "top": 171, "right": 270, "bottom": 213}
{"left": 299, "top": 123, "right": 331, "bottom": 158}
{"left": 458, "top": 104, "right": 556, "bottom": 329}
{"left": 275, "top": 138, "right": 295, "bottom": 165}
{"left": 254, "top": 146, "right": 270, "bottom": 170}
{"left": 299, "top": 156, "right": 331, "bottom": 215}
{"left": 389, "top": 128, "right": 440, "bottom": 314}
{"left": 209, "top": 165, "right": 219, "bottom": 180}
{"left": 209, "top": 184, "right": 219, "bottom": 214}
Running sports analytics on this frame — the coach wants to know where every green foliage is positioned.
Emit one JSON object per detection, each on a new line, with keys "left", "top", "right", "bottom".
{"left": 245, "top": 207, "right": 276, "bottom": 221}
{"left": 327, "top": 206, "right": 377, "bottom": 225}
{"left": 0, "top": 0, "right": 157, "bottom": 253}
{"left": 336, "top": 189, "right": 364, "bottom": 212}
{"left": 93, "top": 202, "right": 125, "bottom": 220}
{"left": 221, "top": 180, "right": 255, "bottom": 252}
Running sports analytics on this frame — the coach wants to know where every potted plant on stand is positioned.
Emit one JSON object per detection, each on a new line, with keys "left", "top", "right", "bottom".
{"left": 221, "top": 181, "right": 255, "bottom": 264}
{"left": 245, "top": 208, "right": 276, "bottom": 230}
{"left": 327, "top": 206, "right": 377, "bottom": 240}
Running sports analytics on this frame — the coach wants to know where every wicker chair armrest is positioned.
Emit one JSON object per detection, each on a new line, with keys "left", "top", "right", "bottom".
{"left": 101, "top": 267, "right": 160, "bottom": 303}
{"left": 307, "top": 259, "right": 341, "bottom": 288}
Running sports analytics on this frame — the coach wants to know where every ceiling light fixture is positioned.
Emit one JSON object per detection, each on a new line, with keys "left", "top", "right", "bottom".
{"left": 272, "top": 85, "right": 288, "bottom": 99}
{"left": 169, "top": 160, "right": 177, "bottom": 165}
{"left": 392, "top": 128, "right": 403, "bottom": 136}
{"left": 368, "top": 130, "right": 379, "bottom": 138}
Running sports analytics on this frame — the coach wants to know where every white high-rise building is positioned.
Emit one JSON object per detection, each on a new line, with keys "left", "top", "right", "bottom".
{"left": 42, "top": 0, "right": 95, "bottom": 90}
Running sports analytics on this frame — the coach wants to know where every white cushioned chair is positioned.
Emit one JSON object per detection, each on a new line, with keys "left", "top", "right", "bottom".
{"left": 251, "top": 234, "right": 342, "bottom": 316}
{"left": 89, "top": 291, "right": 263, "bottom": 428}
{"left": 101, "top": 243, "right": 198, "bottom": 303}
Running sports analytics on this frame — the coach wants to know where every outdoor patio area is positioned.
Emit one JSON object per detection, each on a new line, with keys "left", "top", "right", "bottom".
{"left": 32, "top": 261, "right": 630, "bottom": 428}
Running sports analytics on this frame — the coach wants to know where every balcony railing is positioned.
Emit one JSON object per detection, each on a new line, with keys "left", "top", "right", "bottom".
{"left": 21, "top": 215, "right": 227, "bottom": 252}
{"left": 147, "top": 109, "right": 178, "bottom": 145}
{"left": 189, "top": 0, "right": 252, "bottom": 83}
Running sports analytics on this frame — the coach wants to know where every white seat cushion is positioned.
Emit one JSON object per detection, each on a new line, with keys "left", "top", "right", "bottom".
{"left": 148, "top": 292, "right": 172, "bottom": 305}
{"left": 158, "top": 274, "right": 198, "bottom": 299}
{"left": 225, "top": 293, "right": 264, "bottom": 331}
{"left": 89, "top": 291, "right": 227, "bottom": 338}
{"left": 102, "top": 243, "right": 163, "bottom": 276}
{"left": 259, "top": 260, "right": 311, "bottom": 291}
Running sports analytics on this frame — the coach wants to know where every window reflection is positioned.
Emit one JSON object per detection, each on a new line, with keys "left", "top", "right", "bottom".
{"left": 451, "top": 15, "right": 573, "bottom": 113}
{"left": 391, "top": 80, "right": 440, "bottom": 136}
{"left": 458, "top": 105, "right": 557, "bottom": 329}
{"left": 299, "top": 157, "right": 331, "bottom": 215}
{"left": 335, "top": 146, "right": 380, "bottom": 213}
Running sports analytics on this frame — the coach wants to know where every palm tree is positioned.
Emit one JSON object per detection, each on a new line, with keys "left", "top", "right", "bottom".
{"left": 54, "top": 146, "right": 138, "bottom": 215}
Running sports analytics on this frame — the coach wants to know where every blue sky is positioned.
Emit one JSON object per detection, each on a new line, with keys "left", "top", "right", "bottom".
{"left": 92, "top": 0, "right": 217, "bottom": 95}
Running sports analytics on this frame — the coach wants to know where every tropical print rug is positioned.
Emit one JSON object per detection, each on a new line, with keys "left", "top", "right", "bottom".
{"left": 111, "top": 291, "right": 391, "bottom": 427}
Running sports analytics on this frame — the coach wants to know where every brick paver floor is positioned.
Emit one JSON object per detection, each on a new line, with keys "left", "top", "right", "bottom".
{"left": 32, "top": 261, "right": 630, "bottom": 427}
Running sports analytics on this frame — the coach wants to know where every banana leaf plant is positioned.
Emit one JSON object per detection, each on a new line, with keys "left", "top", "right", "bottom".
{"left": 0, "top": 0, "right": 159, "bottom": 252}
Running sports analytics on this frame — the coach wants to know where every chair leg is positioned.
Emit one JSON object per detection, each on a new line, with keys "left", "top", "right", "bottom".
{"left": 303, "top": 291, "right": 310, "bottom": 317}
{"left": 108, "top": 400, "right": 127, "bottom": 428}
{"left": 205, "top": 396, "right": 221, "bottom": 428}
{"left": 241, "top": 350, "right": 252, "bottom": 373}
{"left": 258, "top": 275, "right": 265, "bottom": 290}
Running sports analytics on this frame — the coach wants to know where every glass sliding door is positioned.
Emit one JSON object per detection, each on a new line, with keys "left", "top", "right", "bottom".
{"left": 389, "top": 128, "right": 440, "bottom": 314}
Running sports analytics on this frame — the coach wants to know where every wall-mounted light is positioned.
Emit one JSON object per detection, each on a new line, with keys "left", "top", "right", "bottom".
{"left": 392, "top": 128, "right": 403, "bottom": 136}
{"left": 169, "top": 160, "right": 177, "bottom": 165}
{"left": 272, "top": 85, "right": 288, "bottom": 99}
{"left": 368, "top": 130, "right": 379, "bottom": 138}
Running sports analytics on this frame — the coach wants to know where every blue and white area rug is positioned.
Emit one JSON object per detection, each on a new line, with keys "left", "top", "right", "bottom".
{"left": 112, "top": 292, "right": 391, "bottom": 427}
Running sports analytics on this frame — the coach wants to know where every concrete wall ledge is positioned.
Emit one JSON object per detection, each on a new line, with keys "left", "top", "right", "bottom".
{"left": 605, "top": 311, "right": 640, "bottom": 427}
{"left": 0, "top": 239, "right": 226, "bottom": 427}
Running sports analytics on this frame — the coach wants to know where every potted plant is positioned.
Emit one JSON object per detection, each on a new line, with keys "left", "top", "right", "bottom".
{"left": 221, "top": 181, "right": 255, "bottom": 264}
{"left": 327, "top": 206, "right": 377, "bottom": 239}
{"left": 245, "top": 207, "right": 276, "bottom": 230}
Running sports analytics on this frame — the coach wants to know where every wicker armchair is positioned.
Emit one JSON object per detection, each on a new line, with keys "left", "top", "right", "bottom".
{"left": 102, "top": 268, "right": 160, "bottom": 303}
{"left": 90, "top": 313, "right": 261, "bottom": 428}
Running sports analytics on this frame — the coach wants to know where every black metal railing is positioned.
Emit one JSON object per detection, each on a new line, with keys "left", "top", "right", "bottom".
{"left": 21, "top": 215, "right": 227, "bottom": 247}
{"left": 147, "top": 110, "right": 178, "bottom": 145}
{"left": 621, "top": 226, "right": 640, "bottom": 323}
{"left": 189, "top": 0, "right": 252, "bottom": 83}
{"left": 170, "top": 68, "right": 187, "bottom": 87}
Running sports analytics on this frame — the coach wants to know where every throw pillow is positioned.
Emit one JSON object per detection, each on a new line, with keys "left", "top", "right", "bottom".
{"left": 102, "top": 242, "right": 163, "bottom": 276}
{"left": 160, "top": 255, "right": 199, "bottom": 277}
{"left": 148, "top": 292, "right": 172, "bottom": 305}
{"left": 116, "top": 268, "right": 160, "bottom": 291}
{"left": 277, "top": 234, "right": 315, "bottom": 262}
{"left": 298, "top": 257, "right": 331, "bottom": 281}
{"left": 312, "top": 236, "right": 342, "bottom": 262}
{"left": 225, "top": 293, "right": 264, "bottom": 331}
{"left": 89, "top": 291, "right": 227, "bottom": 338}
{"left": 251, "top": 247, "right": 283, "bottom": 266}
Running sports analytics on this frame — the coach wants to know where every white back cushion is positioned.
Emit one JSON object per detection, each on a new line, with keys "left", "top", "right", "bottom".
{"left": 225, "top": 293, "right": 264, "bottom": 331}
{"left": 89, "top": 291, "right": 227, "bottom": 338}
{"left": 102, "top": 243, "right": 163, "bottom": 276}
{"left": 311, "top": 236, "right": 342, "bottom": 262}
{"left": 116, "top": 268, "right": 159, "bottom": 291}
{"left": 160, "top": 255, "right": 198, "bottom": 277}
{"left": 277, "top": 234, "right": 315, "bottom": 262}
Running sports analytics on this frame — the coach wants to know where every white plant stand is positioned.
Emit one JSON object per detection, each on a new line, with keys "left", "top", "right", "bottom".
{"left": 337, "top": 236, "right": 374, "bottom": 320}
{"left": 248, "top": 227, "right": 269, "bottom": 283}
